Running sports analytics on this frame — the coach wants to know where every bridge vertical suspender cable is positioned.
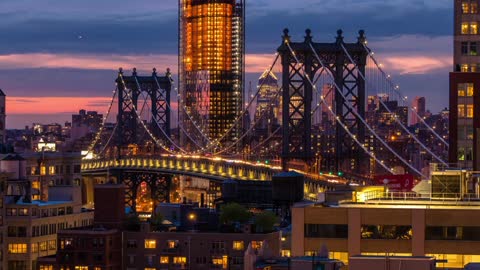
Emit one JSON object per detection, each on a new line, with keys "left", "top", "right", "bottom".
{"left": 340, "top": 43, "right": 448, "bottom": 167}
{"left": 85, "top": 86, "right": 118, "bottom": 157}
{"left": 118, "top": 74, "right": 183, "bottom": 155}
{"left": 131, "top": 76, "right": 190, "bottom": 154}
{"left": 362, "top": 44, "right": 449, "bottom": 147}
{"left": 212, "top": 84, "right": 284, "bottom": 155}
{"left": 147, "top": 76, "right": 207, "bottom": 151}
{"left": 298, "top": 42, "right": 426, "bottom": 178}
{"left": 202, "top": 53, "right": 281, "bottom": 153}
{"left": 282, "top": 42, "right": 395, "bottom": 175}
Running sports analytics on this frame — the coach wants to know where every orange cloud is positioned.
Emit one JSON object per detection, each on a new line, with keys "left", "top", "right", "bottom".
{"left": 379, "top": 55, "right": 452, "bottom": 75}
{"left": 7, "top": 96, "right": 178, "bottom": 115}
{"left": 0, "top": 54, "right": 178, "bottom": 73}
{"left": 0, "top": 53, "right": 284, "bottom": 74}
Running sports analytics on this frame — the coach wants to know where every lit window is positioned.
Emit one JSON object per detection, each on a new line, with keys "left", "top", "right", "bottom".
{"left": 471, "top": 22, "right": 478, "bottom": 34}
{"left": 232, "top": 241, "right": 244, "bottom": 250}
{"left": 49, "top": 240, "right": 56, "bottom": 250}
{"left": 467, "top": 104, "right": 474, "bottom": 118}
{"left": 31, "top": 243, "right": 38, "bottom": 253}
{"left": 473, "top": 3, "right": 479, "bottom": 13}
{"left": 251, "top": 241, "right": 263, "bottom": 250}
{"left": 212, "top": 256, "right": 228, "bottom": 268}
{"left": 160, "top": 256, "right": 169, "bottom": 264}
{"left": 39, "top": 266, "right": 53, "bottom": 270}
{"left": 8, "top": 243, "right": 27, "bottom": 254}
{"left": 40, "top": 166, "right": 46, "bottom": 176}
{"left": 461, "top": 64, "right": 469, "bottom": 72}
{"left": 173, "top": 256, "right": 187, "bottom": 264}
{"left": 48, "top": 166, "right": 55, "bottom": 175}
{"left": 458, "top": 83, "right": 474, "bottom": 96}
{"left": 459, "top": 147, "right": 466, "bottom": 161}
{"left": 462, "top": 22, "right": 470, "bottom": 34}
{"left": 144, "top": 268, "right": 156, "bottom": 270}
{"left": 467, "top": 83, "right": 474, "bottom": 96}
{"left": 463, "top": 2, "right": 470, "bottom": 13}
{"left": 167, "top": 240, "right": 178, "bottom": 249}
{"left": 40, "top": 241, "right": 47, "bottom": 251}
{"left": 144, "top": 239, "right": 156, "bottom": 249}
{"left": 74, "top": 267, "right": 88, "bottom": 270}
{"left": 281, "top": 249, "right": 291, "bottom": 257}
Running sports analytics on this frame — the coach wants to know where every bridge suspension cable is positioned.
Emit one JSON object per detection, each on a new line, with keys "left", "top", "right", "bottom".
{"left": 151, "top": 76, "right": 207, "bottom": 151}
{"left": 202, "top": 53, "right": 281, "bottom": 153}
{"left": 362, "top": 43, "right": 449, "bottom": 147}
{"left": 212, "top": 84, "right": 283, "bottom": 156}
{"left": 117, "top": 74, "right": 183, "bottom": 155}
{"left": 340, "top": 43, "right": 448, "bottom": 167}
{"left": 171, "top": 85, "right": 212, "bottom": 147}
{"left": 299, "top": 42, "right": 426, "bottom": 177}
{"left": 132, "top": 75, "right": 190, "bottom": 154}
{"left": 85, "top": 86, "right": 118, "bottom": 157}
{"left": 284, "top": 42, "right": 395, "bottom": 175}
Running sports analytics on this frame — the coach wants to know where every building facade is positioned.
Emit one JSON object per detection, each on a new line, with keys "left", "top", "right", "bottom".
{"left": 292, "top": 200, "right": 480, "bottom": 269}
{"left": 450, "top": 0, "right": 480, "bottom": 169}
{"left": 411, "top": 96, "right": 426, "bottom": 126}
{"left": 179, "top": 0, "right": 245, "bottom": 147}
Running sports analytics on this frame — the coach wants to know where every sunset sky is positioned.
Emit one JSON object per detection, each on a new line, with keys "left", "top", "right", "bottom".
{"left": 0, "top": 0, "right": 452, "bottom": 128}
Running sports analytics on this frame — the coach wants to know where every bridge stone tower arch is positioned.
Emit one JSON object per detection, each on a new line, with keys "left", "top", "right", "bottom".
{"left": 278, "top": 29, "right": 368, "bottom": 174}
{"left": 114, "top": 68, "right": 172, "bottom": 157}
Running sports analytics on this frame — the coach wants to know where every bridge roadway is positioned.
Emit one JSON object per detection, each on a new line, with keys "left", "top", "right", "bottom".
{"left": 81, "top": 154, "right": 346, "bottom": 190}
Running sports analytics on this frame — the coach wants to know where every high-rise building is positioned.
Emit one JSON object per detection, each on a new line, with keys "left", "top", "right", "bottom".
{"left": 179, "top": 0, "right": 245, "bottom": 147}
{"left": 0, "top": 89, "right": 6, "bottom": 144}
{"left": 450, "top": 0, "right": 480, "bottom": 169}
{"left": 254, "top": 70, "right": 279, "bottom": 130}
{"left": 411, "top": 96, "right": 426, "bottom": 125}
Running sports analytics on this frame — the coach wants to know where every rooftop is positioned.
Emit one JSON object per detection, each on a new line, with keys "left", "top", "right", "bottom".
{"left": 13, "top": 200, "right": 73, "bottom": 207}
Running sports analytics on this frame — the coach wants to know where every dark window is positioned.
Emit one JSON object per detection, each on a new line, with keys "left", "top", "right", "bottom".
{"left": 361, "top": 225, "right": 412, "bottom": 239}
{"left": 17, "top": 227, "right": 27, "bottom": 237}
{"left": 304, "top": 224, "right": 348, "bottom": 238}
{"left": 426, "top": 226, "right": 480, "bottom": 241}
{"left": 462, "top": 42, "right": 469, "bottom": 55}
{"left": 471, "top": 42, "right": 478, "bottom": 55}
{"left": 73, "top": 165, "right": 81, "bottom": 173}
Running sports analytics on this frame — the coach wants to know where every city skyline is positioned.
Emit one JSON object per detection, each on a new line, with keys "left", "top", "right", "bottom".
{"left": 1, "top": 0, "right": 452, "bottom": 128}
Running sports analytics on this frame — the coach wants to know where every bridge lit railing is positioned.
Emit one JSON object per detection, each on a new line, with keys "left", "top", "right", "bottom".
{"left": 81, "top": 155, "right": 346, "bottom": 188}
{"left": 82, "top": 155, "right": 283, "bottom": 181}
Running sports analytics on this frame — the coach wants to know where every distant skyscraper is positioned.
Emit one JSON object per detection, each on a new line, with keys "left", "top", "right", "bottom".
{"left": 411, "top": 96, "right": 426, "bottom": 125}
{"left": 179, "top": 0, "right": 245, "bottom": 146}
{"left": 450, "top": 0, "right": 480, "bottom": 169}
{"left": 254, "top": 70, "right": 279, "bottom": 129}
{"left": 320, "top": 84, "right": 334, "bottom": 123}
{"left": 0, "top": 89, "right": 6, "bottom": 144}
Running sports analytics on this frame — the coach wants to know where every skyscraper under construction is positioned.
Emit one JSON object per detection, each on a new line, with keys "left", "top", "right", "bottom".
{"left": 179, "top": 0, "right": 245, "bottom": 149}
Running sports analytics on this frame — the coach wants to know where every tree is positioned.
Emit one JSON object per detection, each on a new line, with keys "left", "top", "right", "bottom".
{"left": 254, "top": 211, "right": 278, "bottom": 233}
{"left": 150, "top": 213, "right": 164, "bottom": 231}
{"left": 124, "top": 214, "right": 141, "bottom": 231}
{"left": 220, "top": 203, "right": 250, "bottom": 225}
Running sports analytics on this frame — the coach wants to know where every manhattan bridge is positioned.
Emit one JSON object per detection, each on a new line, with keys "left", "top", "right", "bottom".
{"left": 81, "top": 29, "right": 448, "bottom": 212}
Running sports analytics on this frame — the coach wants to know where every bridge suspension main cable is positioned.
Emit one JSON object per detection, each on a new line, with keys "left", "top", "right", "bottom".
{"left": 213, "top": 84, "right": 283, "bottom": 156}
{"left": 283, "top": 41, "right": 395, "bottom": 175}
{"left": 84, "top": 86, "right": 118, "bottom": 157}
{"left": 117, "top": 73, "right": 184, "bottom": 155}
{"left": 151, "top": 76, "right": 207, "bottom": 152}
{"left": 297, "top": 42, "right": 426, "bottom": 177}
{"left": 362, "top": 43, "right": 449, "bottom": 148}
{"left": 340, "top": 43, "right": 448, "bottom": 167}
{"left": 131, "top": 75, "right": 190, "bottom": 154}
{"left": 202, "top": 53, "right": 281, "bottom": 153}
